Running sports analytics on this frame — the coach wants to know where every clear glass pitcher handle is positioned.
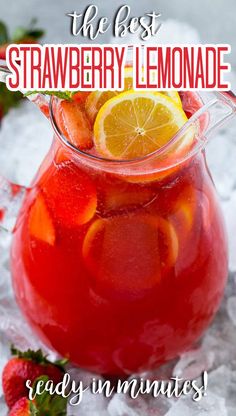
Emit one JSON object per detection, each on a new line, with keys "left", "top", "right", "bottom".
{"left": 0, "top": 176, "right": 26, "bottom": 233}
{"left": 196, "top": 91, "right": 236, "bottom": 139}
{"left": 0, "top": 63, "right": 49, "bottom": 233}
{"left": 0, "top": 66, "right": 26, "bottom": 232}
{"left": 171, "top": 91, "right": 236, "bottom": 160}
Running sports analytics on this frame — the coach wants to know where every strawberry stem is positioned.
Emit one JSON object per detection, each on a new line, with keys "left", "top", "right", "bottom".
{"left": 11, "top": 345, "right": 68, "bottom": 372}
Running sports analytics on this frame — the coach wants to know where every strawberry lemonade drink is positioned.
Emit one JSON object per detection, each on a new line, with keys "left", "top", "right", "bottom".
{"left": 11, "top": 70, "right": 228, "bottom": 376}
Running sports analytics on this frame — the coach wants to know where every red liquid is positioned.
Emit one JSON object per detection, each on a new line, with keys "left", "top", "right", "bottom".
{"left": 11, "top": 141, "right": 228, "bottom": 376}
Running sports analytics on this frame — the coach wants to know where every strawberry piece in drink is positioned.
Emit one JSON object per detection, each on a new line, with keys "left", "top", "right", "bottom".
{"left": 29, "top": 193, "right": 56, "bottom": 245}
{"left": 58, "top": 100, "right": 93, "bottom": 150}
{"left": 41, "top": 162, "right": 97, "bottom": 228}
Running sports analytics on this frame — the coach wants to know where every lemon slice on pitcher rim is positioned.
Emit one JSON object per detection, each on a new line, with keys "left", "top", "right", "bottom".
{"left": 85, "top": 67, "right": 182, "bottom": 124}
{"left": 93, "top": 91, "right": 191, "bottom": 160}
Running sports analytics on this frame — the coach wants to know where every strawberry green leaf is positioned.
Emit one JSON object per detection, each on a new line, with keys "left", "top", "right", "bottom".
{"left": 32, "top": 376, "right": 68, "bottom": 416}
{"left": 11, "top": 345, "right": 67, "bottom": 372}
{"left": 12, "top": 26, "right": 28, "bottom": 42}
{"left": 24, "top": 91, "right": 73, "bottom": 101}
{"left": 0, "top": 19, "right": 45, "bottom": 121}
{"left": 26, "top": 29, "right": 45, "bottom": 39}
{"left": 54, "top": 358, "right": 69, "bottom": 367}
{"left": 0, "top": 84, "right": 22, "bottom": 116}
{"left": 29, "top": 401, "right": 39, "bottom": 416}
{"left": 12, "top": 19, "right": 44, "bottom": 42}
{"left": 49, "top": 395, "right": 68, "bottom": 415}
{"left": 11, "top": 345, "right": 50, "bottom": 364}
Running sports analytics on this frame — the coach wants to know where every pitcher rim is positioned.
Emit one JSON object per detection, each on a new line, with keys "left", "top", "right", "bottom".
{"left": 49, "top": 93, "right": 210, "bottom": 169}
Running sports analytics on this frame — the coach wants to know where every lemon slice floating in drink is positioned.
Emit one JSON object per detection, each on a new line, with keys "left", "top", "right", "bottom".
{"left": 93, "top": 91, "right": 191, "bottom": 160}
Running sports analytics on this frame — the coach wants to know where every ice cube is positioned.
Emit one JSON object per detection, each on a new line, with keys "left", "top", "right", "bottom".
{"left": 108, "top": 392, "right": 172, "bottom": 416}
{"left": 108, "top": 394, "right": 149, "bottom": 416}
{"left": 209, "top": 365, "right": 236, "bottom": 408}
{"left": 165, "top": 392, "right": 227, "bottom": 416}
{"left": 130, "top": 359, "right": 177, "bottom": 386}
{"left": 67, "top": 388, "right": 110, "bottom": 416}
{"left": 0, "top": 304, "right": 46, "bottom": 352}
{"left": 173, "top": 348, "right": 215, "bottom": 380}
{"left": 0, "top": 100, "right": 52, "bottom": 187}
{"left": 227, "top": 296, "right": 236, "bottom": 326}
{"left": 67, "top": 367, "right": 102, "bottom": 388}
{"left": 222, "top": 191, "right": 236, "bottom": 272}
{"left": 206, "top": 124, "right": 236, "bottom": 201}
{"left": 0, "top": 397, "right": 7, "bottom": 416}
{"left": 0, "top": 176, "right": 26, "bottom": 233}
{"left": 200, "top": 300, "right": 236, "bottom": 369}
{"left": 66, "top": 368, "right": 110, "bottom": 416}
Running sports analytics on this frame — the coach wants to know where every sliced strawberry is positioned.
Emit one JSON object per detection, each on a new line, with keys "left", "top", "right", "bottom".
{"left": 54, "top": 102, "right": 70, "bottom": 139}
{"left": 29, "top": 193, "right": 56, "bottom": 245}
{"left": 59, "top": 100, "right": 93, "bottom": 150}
{"left": 42, "top": 162, "right": 97, "bottom": 228}
{"left": 72, "top": 91, "right": 91, "bottom": 106}
{"left": 8, "top": 385, "right": 67, "bottom": 416}
{"left": 179, "top": 91, "right": 203, "bottom": 119}
{"left": 38, "top": 102, "right": 50, "bottom": 118}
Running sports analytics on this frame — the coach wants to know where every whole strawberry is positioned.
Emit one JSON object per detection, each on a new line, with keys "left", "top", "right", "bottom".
{"left": 0, "top": 19, "right": 44, "bottom": 123}
{"left": 9, "top": 379, "right": 68, "bottom": 416}
{"left": 2, "top": 346, "right": 65, "bottom": 409}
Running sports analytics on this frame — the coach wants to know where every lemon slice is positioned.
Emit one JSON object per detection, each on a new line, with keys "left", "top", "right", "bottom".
{"left": 160, "top": 91, "right": 182, "bottom": 106}
{"left": 85, "top": 68, "right": 133, "bottom": 124}
{"left": 85, "top": 91, "right": 118, "bottom": 124}
{"left": 85, "top": 67, "right": 182, "bottom": 123}
{"left": 94, "top": 91, "right": 190, "bottom": 160}
{"left": 125, "top": 67, "right": 182, "bottom": 106}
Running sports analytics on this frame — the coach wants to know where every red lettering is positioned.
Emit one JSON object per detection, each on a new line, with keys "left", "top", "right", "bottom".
{"left": 195, "top": 48, "right": 205, "bottom": 89}
{"left": 69, "top": 47, "right": 80, "bottom": 88}
{"left": 146, "top": 47, "right": 157, "bottom": 88}
{"left": 6, "top": 46, "right": 20, "bottom": 89}
{"left": 183, "top": 47, "right": 194, "bottom": 88}
{"left": 158, "top": 47, "right": 171, "bottom": 88}
{"left": 217, "top": 46, "right": 230, "bottom": 89}
{"left": 172, "top": 47, "right": 182, "bottom": 88}
{"left": 30, "top": 46, "right": 41, "bottom": 88}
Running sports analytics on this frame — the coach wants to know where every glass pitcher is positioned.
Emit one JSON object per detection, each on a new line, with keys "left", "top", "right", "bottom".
{"left": 0, "top": 65, "right": 236, "bottom": 376}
